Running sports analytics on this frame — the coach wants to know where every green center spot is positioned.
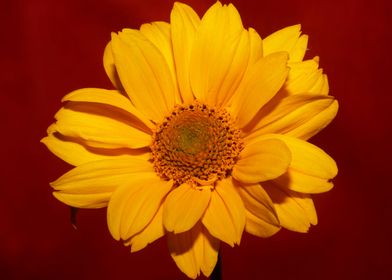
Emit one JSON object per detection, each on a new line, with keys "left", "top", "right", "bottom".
{"left": 175, "top": 123, "right": 210, "bottom": 155}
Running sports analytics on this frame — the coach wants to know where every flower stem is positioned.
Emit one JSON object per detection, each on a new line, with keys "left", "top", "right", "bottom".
{"left": 70, "top": 207, "right": 78, "bottom": 229}
{"left": 210, "top": 251, "right": 221, "bottom": 280}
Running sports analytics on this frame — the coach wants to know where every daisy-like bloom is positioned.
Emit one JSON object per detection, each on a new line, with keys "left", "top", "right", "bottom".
{"left": 42, "top": 2, "right": 338, "bottom": 279}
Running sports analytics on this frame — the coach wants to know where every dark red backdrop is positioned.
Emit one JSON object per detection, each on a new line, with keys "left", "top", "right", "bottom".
{"left": 2, "top": 0, "right": 391, "bottom": 279}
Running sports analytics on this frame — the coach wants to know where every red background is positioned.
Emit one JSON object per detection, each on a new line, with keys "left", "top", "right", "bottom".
{"left": 2, "top": 0, "right": 392, "bottom": 279}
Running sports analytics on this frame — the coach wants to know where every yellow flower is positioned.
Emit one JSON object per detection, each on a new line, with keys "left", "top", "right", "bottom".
{"left": 42, "top": 2, "right": 338, "bottom": 279}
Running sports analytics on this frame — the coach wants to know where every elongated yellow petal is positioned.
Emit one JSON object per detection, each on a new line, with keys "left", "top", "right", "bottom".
{"left": 120, "top": 179, "right": 172, "bottom": 240}
{"left": 244, "top": 209, "right": 281, "bottom": 238}
{"left": 320, "top": 74, "right": 330, "bottom": 95}
{"left": 296, "top": 193, "right": 318, "bottom": 225}
{"left": 111, "top": 30, "right": 175, "bottom": 121}
{"left": 197, "top": 228, "right": 219, "bottom": 277}
{"left": 168, "top": 226, "right": 199, "bottom": 279}
{"left": 51, "top": 157, "right": 153, "bottom": 194}
{"left": 216, "top": 30, "right": 250, "bottom": 106}
{"left": 53, "top": 106, "right": 151, "bottom": 149}
{"left": 233, "top": 138, "right": 291, "bottom": 183}
{"left": 224, "top": 27, "right": 263, "bottom": 108}
{"left": 231, "top": 52, "right": 289, "bottom": 128}
{"left": 247, "top": 28, "right": 263, "bottom": 65}
{"left": 286, "top": 67, "right": 323, "bottom": 94}
{"left": 263, "top": 24, "right": 306, "bottom": 62}
{"left": 103, "top": 41, "right": 123, "bottom": 90}
{"left": 235, "top": 181, "right": 280, "bottom": 237}
{"left": 290, "top": 34, "right": 308, "bottom": 62}
{"left": 170, "top": 2, "right": 200, "bottom": 104}
{"left": 283, "top": 57, "right": 329, "bottom": 96}
{"left": 41, "top": 133, "right": 128, "bottom": 166}
{"left": 253, "top": 134, "right": 337, "bottom": 179}
{"left": 140, "top": 21, "right": 181, "bottom": 103}
{"left": 286, "top": 99, "right": 338, "bottom": 140}
{"left": 189, "top": 2, "right": 249, "bottom": 106}
{"left": 107, "top": 173, "right": 172, "bottom": 241}
{"left": 168, "top": 223, "right": 219, "bottom": 279}
{"left": 288, "top": 57, "right": 319, "bottom": 77}
{"left": 244, "top": 134, "right": 337, "bottom": 194}
{"left": 309, "top": 72, "right": 327, "bottom": 94}
{"left": 202, "top": 178, "right": 245, "bottom": 246}
{"left": 62, "top": 88, "right": 153, "bottom": 130}
{"left": 263, "top": 24, "right": 302, "bottom": 52}
{"left": 264, "top": 184, "right": 317, "bottom": 232}
{"left": 163, "top": 183, "right": 211, "bottom": 234}
{"left": 244, "top": 94, "right": 336, "bottom": 139}
{"left": 273, "top": 168, "right": 334, "bottom": 194}
{"left": 125, "top": 204, "right": 165, "bottom": 252}
{"left": 53, "top": 192, "right": 111, "bottom": 208}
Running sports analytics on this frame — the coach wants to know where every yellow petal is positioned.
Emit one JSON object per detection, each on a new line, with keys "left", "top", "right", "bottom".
{"left": 170, "top": 2, "right": 200, "bottom": 104}
{"left": 320, "top": 74, "right": 330, "bottom": 95}
{"left": 120, "top": 179, "right": 172, "bottom": 240}
{"left": 263, "top": 24, "right": 306, "bottom": 62}
{"left": 202, "top": 178, "right": 245, "bottom": 246}
{"left": 290, "top": 34, "right": 308, "bottom": 62}
{"left": 168, "top": 227, "right": 199, "bottom": 279}
{"left": 309, "top": 72, "right": 327, "bottom": 94}
{"left": 125, "top": 204, "right": 165, "bottom": 252}
{"left": 247, "top": 28, "right": 263, "bottom": 65}
{"left": 168, "top": 223, "right": 219, "bottom": 279}
{"left": 253, "top": 134, "right": 337, "bottom": 180}
{"left": 286, "top": 68, "right": 323, "bottom": 94}
{"left": 288, "top": 57, "right": 319, "bottom": 78}
{"left": 286, "top": 99, "right": 338, "bottom": 140}
{"left": 111, "top": 30, "right": 175, "bottom": 122}
{"left": 62, "top": 88, "right": 153, "bottom": 130}
{"left": 51, "top": 157, "right": 154, "bottom": 194}
{"left": 225, "top": 28, "right": 263, "bottom": 107}
{"left": 273, "top": 168, "right": 334, "bottom": 194}
{"left": 197, "top": 228, "right": 220, "bottom": 277}
{"left": 233, "top": 138, "right": 291, "bottom": 184}
{"left": 235, "top": 181, "right": 280, "bottom": 238}
{"left": 217, "top": 30, "right": 250, "bottom": 106}
{"left": 52, "top": 106, "right": 151, "bottom": 149}
{"left": 244, "top": 134, "right": 337, "bottom": 194}
{"left": 53, "top": 192, "right": 111, "bottom": 208}
{"left": 231, "top": 52, "right": 289, "bottom": 128}
{"left": 284, "top": 57, "right": 328, "bottom": 95}
{"left": 107, "top": 173, "right": 172, "bottom": 241}
{"left": 264, "top": 184, "right": 317, "bottom": 232}
{"left": 41, "top": 133, "right": 128, "bottom": 166}
{"left": 103, "top": 41, "right": 123, "bottom": 90}
{"left": 244, "top": 209, "right": 281, "bottom": 238}
{"left": 139, "top": 21, "right": 181, "bottom": 103}
{"left": 286, "top": 58, "right": 319, "bottom": 82}
{"left": 163, "top": 183, "right": 211, "bottom": 234}
{"left": 189, "top": 2, "right": 249, "bottom": 106}
{"left": 244, "top": 94, "right": 336, "bottom": 139}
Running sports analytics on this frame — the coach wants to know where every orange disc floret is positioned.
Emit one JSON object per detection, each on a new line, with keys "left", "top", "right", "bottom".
{"left": 151, "top": 101, "right": 243, "bottom": 186}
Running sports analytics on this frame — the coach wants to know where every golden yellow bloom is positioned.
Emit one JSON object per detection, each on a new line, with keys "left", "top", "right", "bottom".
{"left": 42, "top": 2, "right": 338, "bottom": 278}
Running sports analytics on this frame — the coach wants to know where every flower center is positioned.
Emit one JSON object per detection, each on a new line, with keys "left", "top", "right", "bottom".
{"left": 151, "top": 102, "right": 243, "bottom": 186}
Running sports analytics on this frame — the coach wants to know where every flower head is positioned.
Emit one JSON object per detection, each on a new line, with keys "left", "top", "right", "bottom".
{"left": 42, "top": 2, "right": 338, "bottom": 278}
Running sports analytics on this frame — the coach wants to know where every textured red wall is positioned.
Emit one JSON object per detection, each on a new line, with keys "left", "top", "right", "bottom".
{"left": 2, "top": 0, "right": 391, "bottom": 279}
